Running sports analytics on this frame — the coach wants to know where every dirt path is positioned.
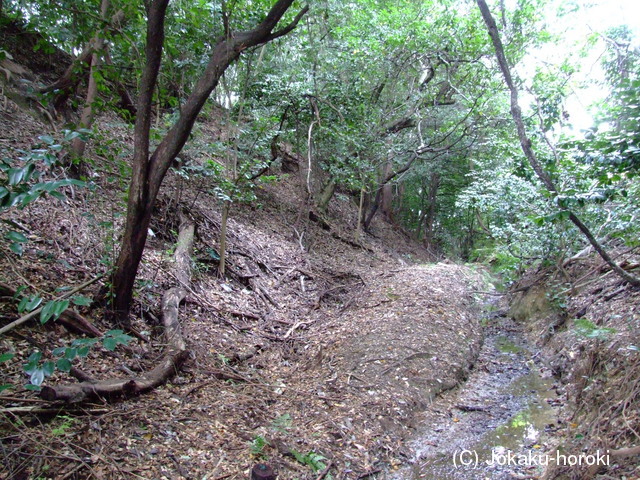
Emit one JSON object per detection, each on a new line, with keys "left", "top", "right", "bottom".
{"left": 393, "top": 308, "right": 563, "bottom": 480}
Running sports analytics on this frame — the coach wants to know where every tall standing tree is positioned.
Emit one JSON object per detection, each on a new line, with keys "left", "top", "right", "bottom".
{"left": 69, "top": 0, "right": 111, "bottom": 167}
{"left": 110, "top": 0, "right": 308, "bottom": 324}
{"left": 476, "top": 0, "right": 640, "bottom": 288}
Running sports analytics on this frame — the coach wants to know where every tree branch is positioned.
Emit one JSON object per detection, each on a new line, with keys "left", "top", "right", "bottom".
{"left": 264, "top": 6, "right": 309, "bottom": 43}
{"left": 0, "top": 275, "right": 104, "bottom": 337}
{"left": 477, "top": 0, "right": 640, "bottom": 288}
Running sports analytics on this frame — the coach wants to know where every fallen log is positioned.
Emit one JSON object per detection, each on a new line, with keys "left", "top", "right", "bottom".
{"left": 40, "top": 215, "right": 195, "bottom": 403}
{"left": 56, "top": 309, "right": 103, "bottom": 337}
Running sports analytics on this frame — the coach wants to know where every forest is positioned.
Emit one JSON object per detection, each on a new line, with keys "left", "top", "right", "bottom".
{"left": 0, "top": 0, "right": 639, "bottom": 478}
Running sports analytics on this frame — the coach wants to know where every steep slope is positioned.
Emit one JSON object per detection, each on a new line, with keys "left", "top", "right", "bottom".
{"left": 0, "top": 94, "right": 488, "bottom": 479}
{"left": 509, "top": 257, "right": 640, "bottom": 480}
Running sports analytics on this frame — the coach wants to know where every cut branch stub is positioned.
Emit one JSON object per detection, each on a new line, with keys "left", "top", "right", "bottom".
{"left": 251, "top": 464, "right": 276, "bottom": 480}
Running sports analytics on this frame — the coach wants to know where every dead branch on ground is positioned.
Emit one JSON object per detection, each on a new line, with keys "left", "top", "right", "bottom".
{"left": 0, "top": 275, "right": 104, "bottom": 337}
{"left": 39, "top": 215, "right": 194, "bottom": 403}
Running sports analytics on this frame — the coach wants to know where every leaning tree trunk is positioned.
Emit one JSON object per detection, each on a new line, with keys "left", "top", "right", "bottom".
{"left": 70, "top": 0, "right": 109, "bottom": 167}
{"left": 40, "top": 215, "right": 194, "bottom": 402}
{"left": 423, "top": 171, "right": 440, "bottom": 250}
{"left": 40, "top": 8, "right": 126, "bottom": 116}
{"left": 363, "top": 152, "right": 420, "bottom": 230}
{"left": 477, "top": 0, "right": 640, "bottom": 288}
{"left": 317, "top": 177, "right": 336, "bottom": 213}
{"left": 110, "top": 0, "right": 308, "bottom": 325}
{"left": 379, "top": 155, "right": 394, "bottom": 221}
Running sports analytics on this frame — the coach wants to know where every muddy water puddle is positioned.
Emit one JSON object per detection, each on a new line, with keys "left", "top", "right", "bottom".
{"left": 394, "top": 316, "right": 561, "bottom": 479}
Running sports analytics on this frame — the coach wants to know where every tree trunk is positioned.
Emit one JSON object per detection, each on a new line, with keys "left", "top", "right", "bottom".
{"left": 363, "top": 148, "right": 428, "bottom": 230}
{"left": 355, "top": 185, "right": 365, "bottom": 241}
{"left": 317, "top": 177, "right": 335, "bottom": 213}
{"left": 363, "top": 155, "right": 417, "bottom": 230}
{"left": 40, "top": 7, "right": 126, "bottom": 116}
{"left": 69, "top": 0, "right": 110, "bottom": 177}
{"left": 110, "top": 0, "right": 169, "bottom": 325}
{"left": 110, "top": 0, "right": 308, "bottom": 324}
{"left": 477, "top": 0, "right": 640, "bottom": 288}
{"left": 69, "top": 47, "right": 103, "bottom": 161}
{"left": 423, "top": 172, "right": 440, "bottom": 250}
{"left": 39, "top": 46, "right": 93, "bottom": 97}
{"left": 379, "top": 156, "right": 394, "bottom": 220}
{"left": 363, "top": 187, "right": 383, "bottom": 231}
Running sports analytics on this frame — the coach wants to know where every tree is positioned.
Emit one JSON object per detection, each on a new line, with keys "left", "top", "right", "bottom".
{"left": 68, "top": 0, "right": 111, "bottom": 168}
{"left": 110, "top": 0, "right": 308, "bottom": 324}
{"left": 477, "top": 0, "right": 640, "bottom": 287}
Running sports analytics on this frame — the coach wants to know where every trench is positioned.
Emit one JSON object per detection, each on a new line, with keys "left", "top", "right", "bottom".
{"left": 394, "top": 308, "right": 563, "bottom": 480}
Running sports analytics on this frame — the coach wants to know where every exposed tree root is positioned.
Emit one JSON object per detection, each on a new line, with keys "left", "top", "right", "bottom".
{"left": 39, "top": 215, "right": 195, "bottom": 403}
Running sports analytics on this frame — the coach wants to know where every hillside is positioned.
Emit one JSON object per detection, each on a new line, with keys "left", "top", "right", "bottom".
{"left": 0, "top": 95, "right": 489, "bottom": 478}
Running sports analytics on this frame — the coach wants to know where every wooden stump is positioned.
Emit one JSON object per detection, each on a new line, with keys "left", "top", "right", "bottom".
{"left": 251, "top": 463, "right": 276, "bottom": 480}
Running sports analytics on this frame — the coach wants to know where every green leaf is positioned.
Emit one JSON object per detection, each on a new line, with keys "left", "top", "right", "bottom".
{"left": 102, "top": 337, "right": 118, "bottom": 351}
{"left": 77, "top": 346, "right": 91, "bottom": 357}
{"left": 72, "top": 295, "right": 92, "bottom": 306}
{"left": 25, "top": 295, "right": 43, "bottom": 311}
{"left": 24, "top": 384, "right": 41, "bottom": 391}
{"left": 0, "top": 353, "right": 15, "bottom": 362}
{"left": 270, "top": 413, "right": 292, "bottom": 432}
{"left": 18, "top": 295, "right": 42, "bottom": 313}
{"left": 40, "top": 300, "right": 70, "bottom": 324}
{"left": 102, "top": 330, "right": 134, "bottom": 351}
{"left": 56, "top": 358, "right": 72, "bottom": 372}
{"left": 42, "top": 361, "right": 55, "bottom": 376}
{"left": 33, "top": 179, "right": 85, "bottom": 193}
{"left": 71, "top": 337, "right": 99, "bottom": 347}
{"left": 8, "top": 167, "right": 26, "bottom": 185}
{"left": 574, "top": 318, "right": 617, "bottom": 339}
{"left": 27, "top": 351, "right": 42, "bottom": 363}
{"left": 64, "top": 348, "right": 77, "bottom": 360}
{"left": 49, "top": 191, "right": 65, "bottom": 200}
{"left": 52, "top": 347, "right": 67, "bottom": 356}
{"left": 9, "top": 242, "right": 23, "bottom": 256}
{"left": 0, "top": 384, "right": 13, "bottom": 392}
{"left": 5, "top": 231, "right": 27, "bottom": 243}
{"left": 18, "top": 191, "right": 41, "bottom": 207}
{"left": 39, "top": 134, "right": 55, "bottom": 145}
{"left": 63, "top": 131, "right": 81, "bottom": 142}
{"left": 40, "top": 301, "right": 54, "bottom": 324}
